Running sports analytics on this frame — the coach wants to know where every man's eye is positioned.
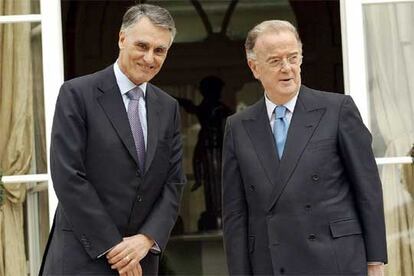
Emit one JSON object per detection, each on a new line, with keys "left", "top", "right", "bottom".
{"left": 289, "top": 55, "right": 298, "bottom": 62}
{"left": 155, "top": 48, "right": 166, "bottom": 55}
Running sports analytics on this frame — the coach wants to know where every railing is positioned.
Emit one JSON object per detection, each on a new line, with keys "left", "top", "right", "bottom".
{"left": 2, "top": 156, "right": 414, "bottom": 185}
{"left": 0, "top": 14, "right": 41, "bottom": 23}
{"left": 376, "top": 156, "right": 413, "bottom": 165}
{"left": 2, "top": 174, "right": 48, "bottom": 184}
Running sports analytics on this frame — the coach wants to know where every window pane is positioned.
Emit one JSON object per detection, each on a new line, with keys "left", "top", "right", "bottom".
{"left": 31, "top": 23, "right": 47, "bottom": 175}
{"left": 26, "top": 182, "right": 49, "bottom": 274}
{"left": 0, "top": 0, "right": 40, "bottom": 16}
{"left": 364, "top": 3, "right": 414, "bottom": 275}
{"left": 0, "top": 22, "right": 45, "bottom": 173}
{"left": 0, "top": 21, "right": 47, "bottom": 275}
{"left": 363, "top": 2, "right": 414, "bottom": 158}
{"left": 378, "top": 162, "right": 414, "bottom": 276}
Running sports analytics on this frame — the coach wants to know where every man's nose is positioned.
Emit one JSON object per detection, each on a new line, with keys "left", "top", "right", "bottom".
{"left": 280, "top": 59, "right": 292, "bottom": 71}
{"left": 143, "top": 51, "right": 155, "bottom": 64}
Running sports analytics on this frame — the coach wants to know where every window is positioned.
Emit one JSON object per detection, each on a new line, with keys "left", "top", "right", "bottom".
{"left": 0, "top": 0, "right": 63, "bottom": 274}
{"left": 341, "top": 1, "right": 414, "bottom": 275}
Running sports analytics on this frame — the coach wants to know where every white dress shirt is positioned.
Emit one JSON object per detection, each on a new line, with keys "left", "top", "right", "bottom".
{"left": 114, "top": 61, "right": 148, "bottom": 149}
{"left": 265, "top": 91, "right": 298, "bottom": 130}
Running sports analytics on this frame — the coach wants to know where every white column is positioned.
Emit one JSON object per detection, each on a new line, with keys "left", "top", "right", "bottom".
{"left": 340, "top": 0, "right": 370, "bottom": 128}
{"left": 40, "top": 0, "right": 65, "bottom": 225}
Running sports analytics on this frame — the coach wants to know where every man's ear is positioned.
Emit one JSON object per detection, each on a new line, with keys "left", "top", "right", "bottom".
{"left": 118, "top": 31, "right": 126, "bottom": 50}
{"left": 247, "top": 59, "right": 259, "bottom": 80}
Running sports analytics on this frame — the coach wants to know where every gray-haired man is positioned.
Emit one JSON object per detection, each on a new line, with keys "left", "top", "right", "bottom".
{"left": 41, "top": 4, "right": 185, "bottom": 275}
{"left": 222, "top": 20, "right": 387, "bottom": 276}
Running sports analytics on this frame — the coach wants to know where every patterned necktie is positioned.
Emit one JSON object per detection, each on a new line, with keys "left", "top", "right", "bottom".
{"left": 127, "top": 87, "right": 145, "bottom": 172}
{"left": 273, "top": 105, "right": 289, "bottom": 159}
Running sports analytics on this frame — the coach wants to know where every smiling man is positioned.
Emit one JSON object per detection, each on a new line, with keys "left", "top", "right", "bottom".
{"left": 40, "top": 4, "right": 186, "bottom": 276}
{"left": 222, "top": 20, "right": 387, "bottom": 276}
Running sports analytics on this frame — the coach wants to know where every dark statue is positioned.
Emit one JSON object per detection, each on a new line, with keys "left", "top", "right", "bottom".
{"left": 177, "top": 76, "right": 233, "bottom": 231}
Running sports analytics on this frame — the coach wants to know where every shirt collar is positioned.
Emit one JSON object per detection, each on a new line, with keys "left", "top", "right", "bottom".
{"left": 114, "top": 60, "right": 147, "bottom": 97}
{"left": 265, "top": 90, "right": 299, "bottom": 121}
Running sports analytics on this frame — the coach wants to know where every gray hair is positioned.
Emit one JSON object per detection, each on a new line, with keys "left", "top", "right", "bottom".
{"left": 245, "top": 20, "right": 302, "bottom": 60}
{"left": 121, "top": 4, "right": 176, "bottom": 42}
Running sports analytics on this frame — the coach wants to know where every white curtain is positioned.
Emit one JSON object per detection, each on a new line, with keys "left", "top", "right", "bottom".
{"left": 364, "top": 3, "right": 414, "bottom": 275}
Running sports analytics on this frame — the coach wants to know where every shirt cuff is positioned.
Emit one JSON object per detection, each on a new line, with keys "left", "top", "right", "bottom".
{"left": 367, "top": 262, "right": 384, "bottom": 265}
{"left": 97, "top": 246, "right": 115, "bottom": 259}
{"left": 97, "top": 235, "right": 160, "bottom": 257}
{"left": 150, "top": 241, "right": 161, "bottom": 254}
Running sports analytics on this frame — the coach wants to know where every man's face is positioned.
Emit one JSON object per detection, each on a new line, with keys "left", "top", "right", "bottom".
{"left": 248, "top": 30, "right": 302, "bottom": 104}
{"left": 118, "top": 17, "right": 172, "bottom": 85}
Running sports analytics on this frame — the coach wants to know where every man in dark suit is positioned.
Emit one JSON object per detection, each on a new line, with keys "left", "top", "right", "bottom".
{"left": 222, "top": 20, "right": 387, "bottom": 276}
{"left": 41, "top": 4, "right": 186, "bottom": 276}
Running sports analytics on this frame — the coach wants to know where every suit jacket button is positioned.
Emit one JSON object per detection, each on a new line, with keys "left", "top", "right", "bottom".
{"left": 280, "top": 268, "right": 285, "bottom": 274}
{"left": 249, "top": 185, "right": 255, "bottom": 191}
{"left": 308, "top": 234, "right": 316, "bottom": 241}
{"left": 311, "top": 175, "right": 319, "bottom": 181}
{"left": 305, "top": 204, "right": 311, "bottom": 211}
{"left": 137, "top": 195, "right": 143, "bottom": 202}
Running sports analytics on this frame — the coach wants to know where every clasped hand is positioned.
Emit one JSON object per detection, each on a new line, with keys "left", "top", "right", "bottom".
{"left": 106, "top": 234, "right": 154, "bottom": 276}
{"left": 368, "top": 264, "right": 384, "bottom": 276}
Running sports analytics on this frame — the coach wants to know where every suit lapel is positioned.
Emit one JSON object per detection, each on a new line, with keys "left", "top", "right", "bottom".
{"left": 96, "top": 66, "right": 139, "bottom": 167}
{"left": 243, "top": 99, "right": 280, "bottom": 189}
{"left": 144, "top": 84, "right": 160, "bottom": 174}
{"left": 267, "top": 86, "right": 326, "bottom": 211}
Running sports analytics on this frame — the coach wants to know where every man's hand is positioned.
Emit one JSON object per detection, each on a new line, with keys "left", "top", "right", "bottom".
{"left": 107, "top": 234, "right": 155, "bottom": 274}
{"left": 119, "top": 262, "right": 142, "bottom": 276}
{"left": 368, "top": 264, "right": 384, "bottom": 276}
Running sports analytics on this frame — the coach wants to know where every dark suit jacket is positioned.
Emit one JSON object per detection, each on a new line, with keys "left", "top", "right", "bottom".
{"left": 222, "top": 85, "right": 387, "bottom": 276}
{"left": 41, "top": 65, "right": 186, "bottom": 275}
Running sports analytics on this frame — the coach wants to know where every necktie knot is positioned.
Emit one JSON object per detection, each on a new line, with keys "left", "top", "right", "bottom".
{"left": 127, "top": 87, "right": 143, "bottom": 101}
{"left": 275, "top": 105, "right": 287, "bottom": 119}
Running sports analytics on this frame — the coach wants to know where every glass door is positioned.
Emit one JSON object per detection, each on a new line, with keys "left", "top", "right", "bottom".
{"left": 0, "top": 0, "right": 63, "bottom": 274}
{"left": 341, "top": 0, "right": 414, "bottom": 275}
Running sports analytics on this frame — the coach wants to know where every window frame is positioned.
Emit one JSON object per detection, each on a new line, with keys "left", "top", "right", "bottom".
{"left": 340, "top": 0, "right": 414, "bottom": 165}
{"left": 0, "top": 0, "right": 64, "bottom": 274}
